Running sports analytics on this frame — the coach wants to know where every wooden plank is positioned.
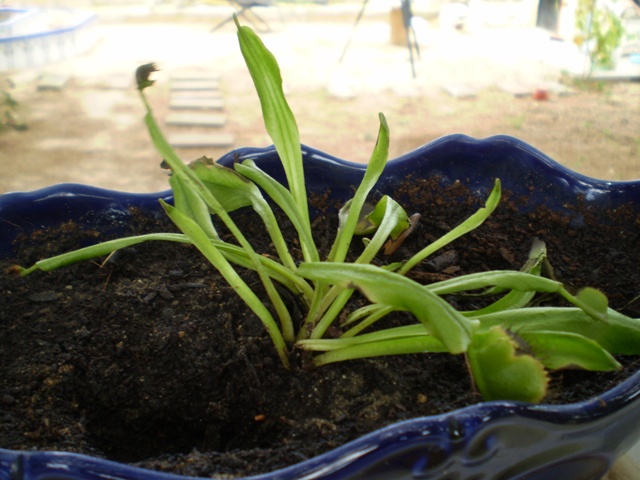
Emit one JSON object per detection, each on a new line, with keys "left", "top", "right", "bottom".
{"left": 169, "top": 97, "right": 224, "bottom": 110}
{"left": 170, "top": 79, "right": 220, "bottom": 91}
{"left": 170, "top": 89, "right": 223, "bottom": 99}
{"left": 442, "top": 83, "right": 477, "bottom": 98}
{"left": 498, "top": 81, "right": 531, "bottom": 98}
{"left": 37, "top": 74, "right": 69, "bottom": 91}
{"left": 168, "top": 133, "right": 234, "bottom": 148}
{"left": 165, "top": 112, "right": 227, "bottom": 127}
{"left": 171, "top": 73, "right": 220, "bottom": 82}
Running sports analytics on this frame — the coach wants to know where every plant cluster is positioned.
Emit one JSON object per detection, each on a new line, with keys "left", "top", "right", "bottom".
{"left": 575, "top": 0, "right": 625, "bottom": 70}
{"left": 18, "top": 20, "right": 640, "bottom": 403}
{"left": 0, "top": 78, "right": 26, "bottom": 132}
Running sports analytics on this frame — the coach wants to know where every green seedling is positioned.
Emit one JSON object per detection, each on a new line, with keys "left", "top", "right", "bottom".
{"left": 17, "top": 20, "right": 640, "bottom": 403}
{"left": 1, "top": 79, "right": 26, "bottom": 131}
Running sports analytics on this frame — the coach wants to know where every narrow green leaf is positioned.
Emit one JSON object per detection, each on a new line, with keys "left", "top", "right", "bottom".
{"left": 298, "top": 263, "right": 478, "bottom": 353}
{"left": 307, "top": 196, "right": 413, "bottom": 339}
{"left": 428, "top": 270, "right": 563, "bottom": 296}
{"left": 460, "top": 240, "right": 547, "bottom": 316}
{"left": 477, "top": 307, "right": 640, "bottom": 355}
{"left": 399, "top": 179, "right": 501, "bottom": 275}
{"left": 169, "top": 174, "right": 218, "bottom": 240}
{"left": 186, "top": 156, "right": 298, "bottom": 271}
{"left": 328, "top": 113, "right": 390, "bottom": 263}
{"left": 341, "top": 304, "right": 394, "bottom": 338}
{"left": 463, "top": 285, "right": 537, "bottom": 317}
{"left": 308, "top": 335, "right": 448, "bottom": 367}
{"left": 19, "top": 233, "right": 191, "bottom": 276}
{"left": 235, "top": 20, "right": 308, "bottom": 225}
{"left": 143, "top": 110, "right": 241, "bottom": 233}
{"left": 298, "top": 324, "right": 441, "bottom": 352}
{"left": 19, "top": 229, "right": 311, "bottom": 301}
{"left": 161, "top": 199, "right": 291, "bottom": 368}
{"left": 213, "top": 241, "right": 314, "bottom": 300}
{"left": 300, "top": 114, "right": 391, "bottom": 339}
{"left": 142, "top": 94, "right": 295, "bottom": 343}
{"left": 235, "top": 159, "right": 319, "bottom": 263}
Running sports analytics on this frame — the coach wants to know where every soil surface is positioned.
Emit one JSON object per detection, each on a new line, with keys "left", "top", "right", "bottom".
{"left": 1, "top": 180, "right": 639, "bottom": 478}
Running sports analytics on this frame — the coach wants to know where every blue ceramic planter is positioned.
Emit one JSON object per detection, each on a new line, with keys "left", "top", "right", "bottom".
{"left": 1, "top": 135, "right": 639, "bottom": 480}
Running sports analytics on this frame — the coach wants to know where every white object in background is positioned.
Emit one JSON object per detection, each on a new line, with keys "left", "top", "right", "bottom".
{"left": 439, "top": 2, "right": 468, "bottom": 30}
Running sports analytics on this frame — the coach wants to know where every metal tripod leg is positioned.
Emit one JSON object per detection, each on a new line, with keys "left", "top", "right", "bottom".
{"left": 211, "top": 3, "right": 270, "bottom": 33}
{"left": 341, "top": 0, "right": 420, "bottom": 78}
{"left": 338, "top": 0, "right": 369, "bottom": 63}
{"left": 401, "top": 0, "right": 420, "bottom": 78}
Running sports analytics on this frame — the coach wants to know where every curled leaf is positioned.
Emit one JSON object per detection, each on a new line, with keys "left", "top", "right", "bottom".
{"left": 384, "top": 213, "right": 421, "bottom": 255}
{"left": 467, "top": 326, "right": 549, "bottom": 403}
{"left": 136, "top": 63, "right": 159, "bottom": 91}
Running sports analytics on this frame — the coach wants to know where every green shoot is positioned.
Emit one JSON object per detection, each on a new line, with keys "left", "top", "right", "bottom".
{"left": 15, "top": 21, "right": 640, "bottom": 404}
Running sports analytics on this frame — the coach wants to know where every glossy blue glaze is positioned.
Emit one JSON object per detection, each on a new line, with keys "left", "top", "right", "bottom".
{"left": 1, "top": 135, "right": 639, "bottom": 480}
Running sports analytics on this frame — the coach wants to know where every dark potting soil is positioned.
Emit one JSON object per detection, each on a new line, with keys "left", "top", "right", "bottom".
{"left": 1, "top": 178, "right": 639, "bottom": 478}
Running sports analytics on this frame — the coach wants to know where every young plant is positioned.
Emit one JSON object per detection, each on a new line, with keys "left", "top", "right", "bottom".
{"left": 17, "top": 20, "right": 640, "bottom": 403}
{"left": 1, "top": 78, "right": 26, "bottom": 132}
{"left": 575, "top": 0, "right": 625, "bottom": 70}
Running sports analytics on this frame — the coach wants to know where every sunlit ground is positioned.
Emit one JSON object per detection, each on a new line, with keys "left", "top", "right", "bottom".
{"left": 1, "top": 1, "right": 638, "bottom": 194}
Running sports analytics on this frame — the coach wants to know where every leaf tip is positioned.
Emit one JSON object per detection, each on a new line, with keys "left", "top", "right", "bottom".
{"left": 6, "top": 264, "right": 25, "bottom": 277}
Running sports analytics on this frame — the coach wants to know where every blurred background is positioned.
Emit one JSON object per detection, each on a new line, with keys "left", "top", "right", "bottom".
{"left": 0, "top": 0, "right": 638, "bottom": 194}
